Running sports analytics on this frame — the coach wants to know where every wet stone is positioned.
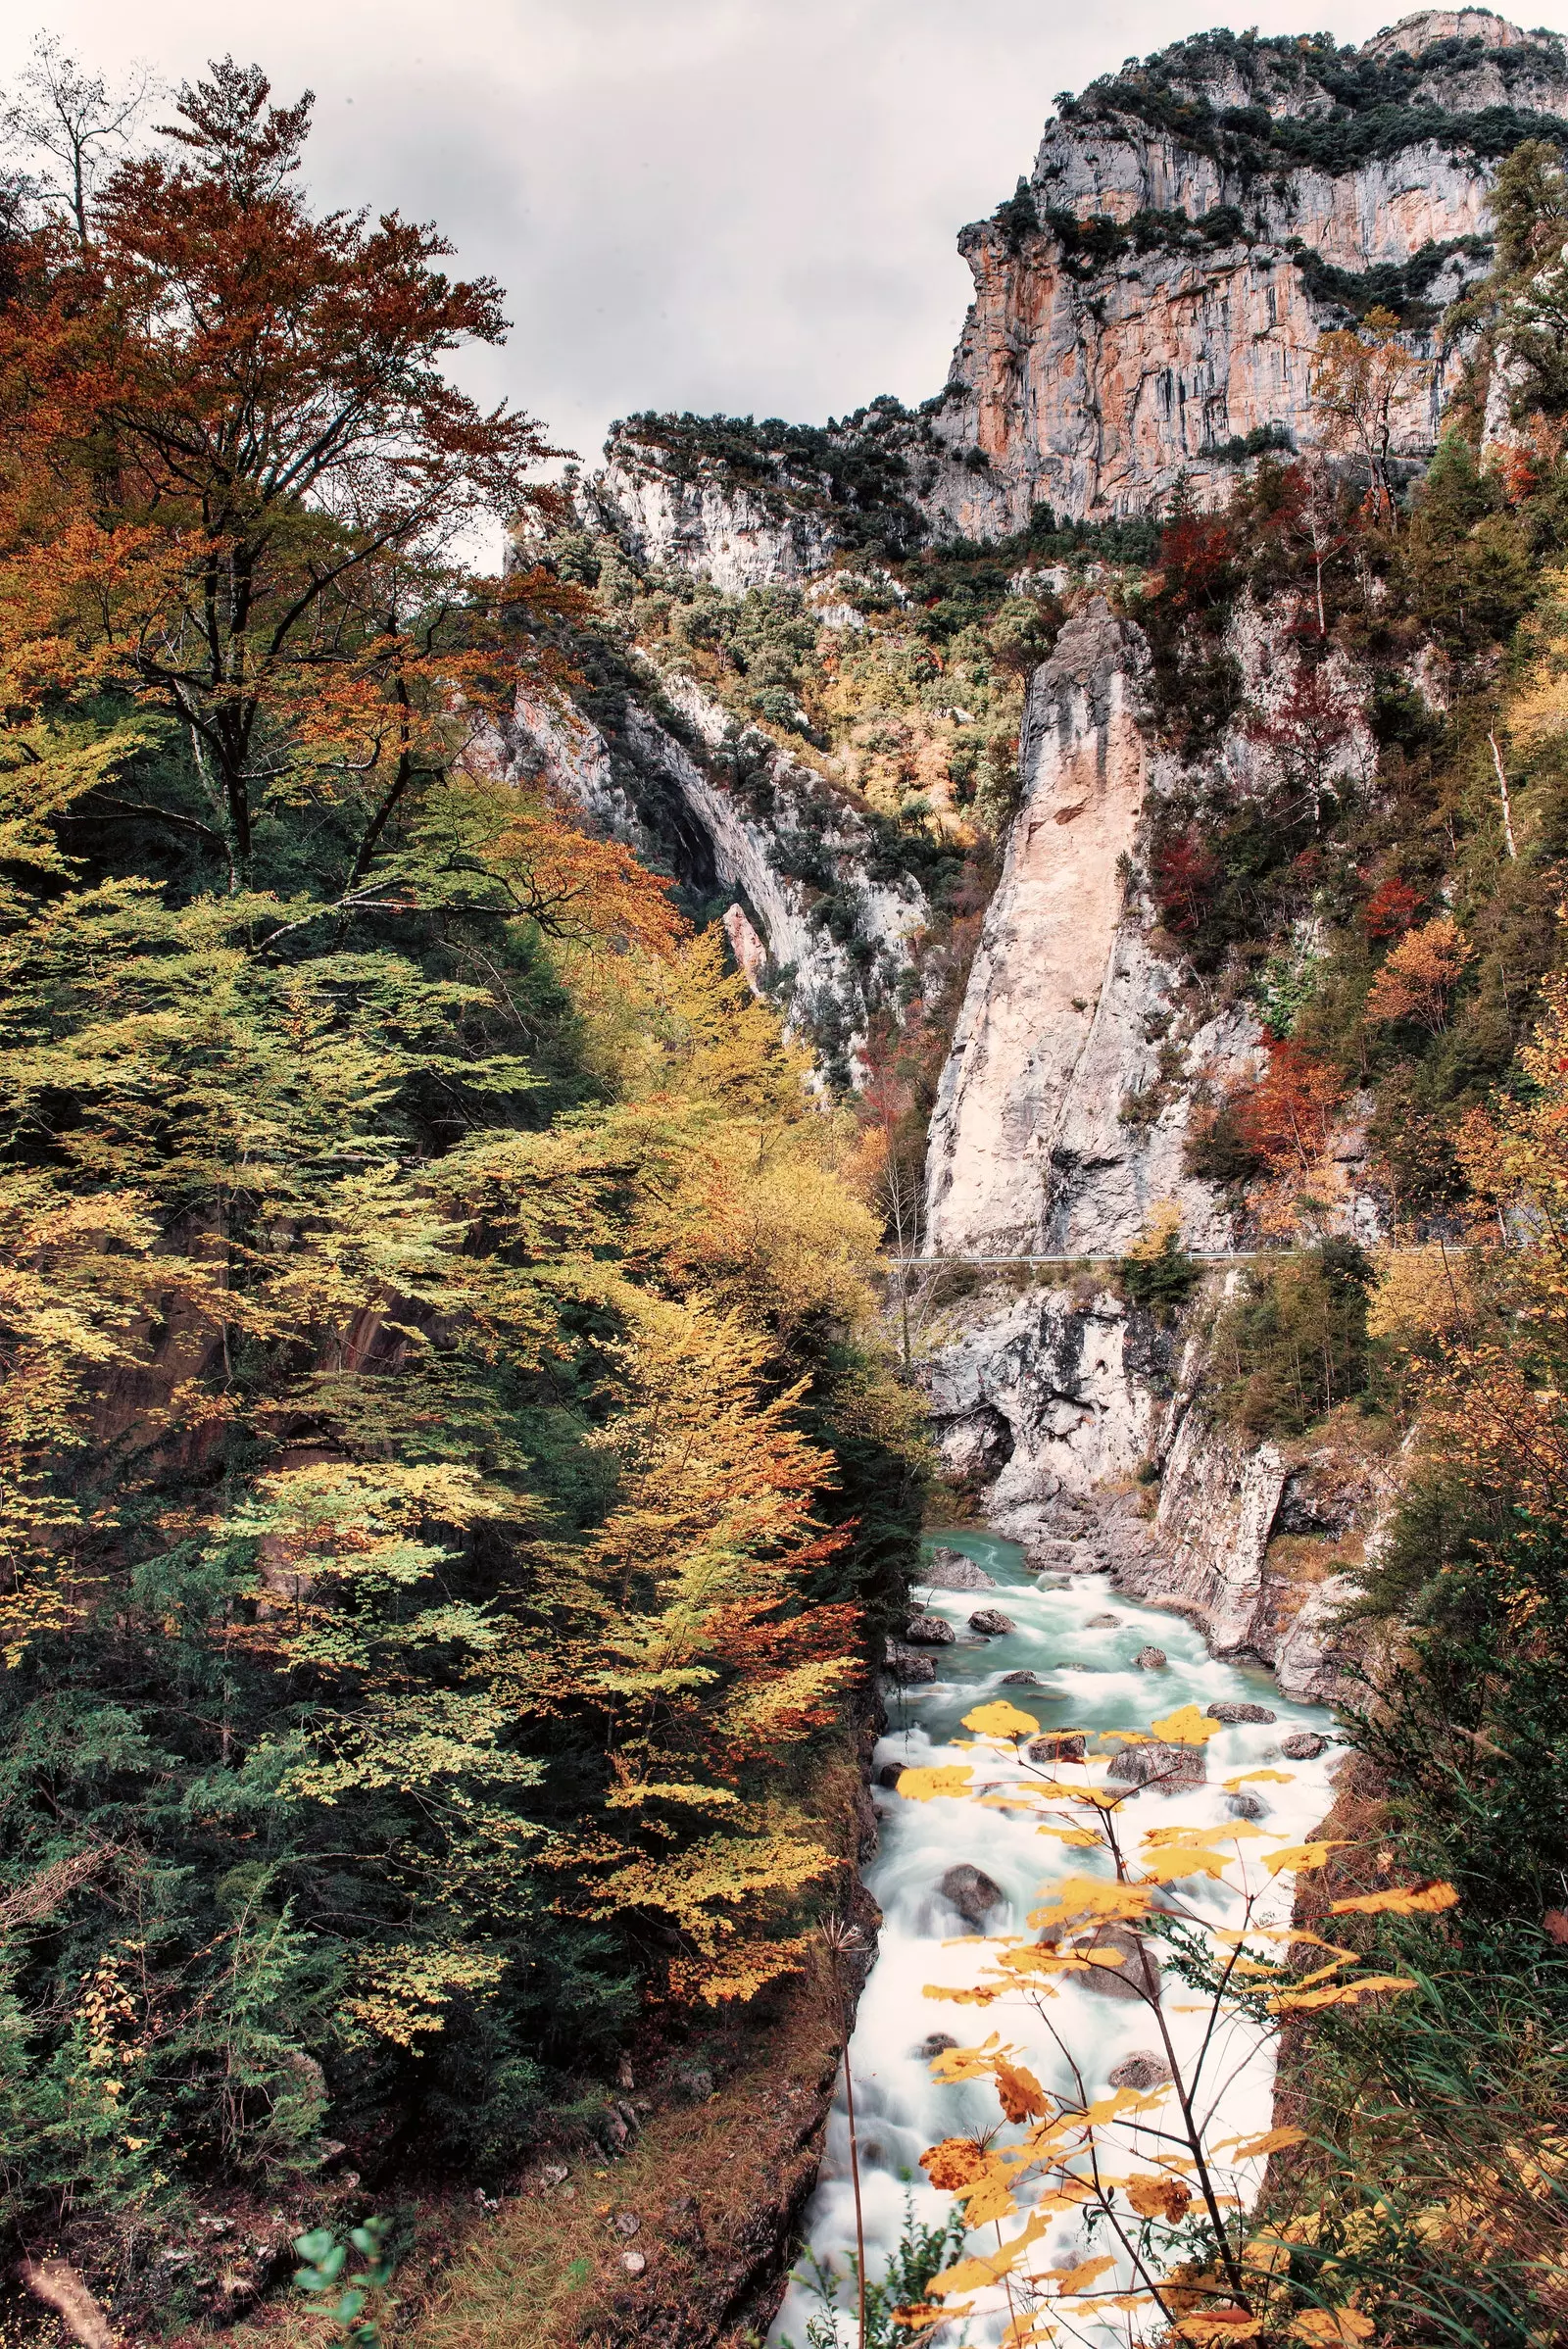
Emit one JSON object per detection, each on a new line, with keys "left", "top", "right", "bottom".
{"left": 1225, "top": 1791, "right": 1267, "bottom": 1821}
{"left": 884, "top": 1641, "right": 937, "bottom": 1684}
{"left": 921, "top": 1548, "right": 998, "bottom": 1590}
{"left": 1072, "top": 1920, "right": 1161, "bottom": 2003}
{"left": 905, "top": 1613, "right": 956, "bottom": 1645}
{"left": 917, "top": 2032, "right": 958, "bottom": 2061}
{"left": 1086, "top": 1613, "right": 1121, "bottom": 1629}
{"left": 941, "top": 1863, "right": 1004, "bottom": 1925}
{"left": 1133, "top": 1645, "right": 1168, "bottom": 1670}
{"left": 968, "top": 1608, "right": 1015, "bottom": 1636}
{"left": 1206, "top": 1701, "right": 1278, "bottom": 1725}
{"left": 1108, "top": 2049, "right": 1173, "bottom": 2090}
{"left": 1105, "top": 1739, "right": 1205, "bottom": 1793}
{"left": 876, "top": 1762, "right": 902, "bottom": 1788}
{"left": 1280, "top": 1731, "right": 1328, "bottom": 1759}
{"left": 1000, "top": 1669, "right": 1043, "bottom": 1686}
{"left": 1027, "top": 1733, "right": 1086, "bottom": 1765}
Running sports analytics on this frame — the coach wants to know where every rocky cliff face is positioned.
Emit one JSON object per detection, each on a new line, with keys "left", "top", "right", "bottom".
{"left": 499, "top": 669, "right": 927, "bottom": 1076}
{"left": 584, "top": 10, "right": 1566, "bottom": 580}
{"left": 921, "top": 11, "right": 1568, "bottom": 529}
{"left": 922, "top": 1271, "right": 1383, "bottom": 1700}
{"left": 922, "top": 601, "right": 1259, "bottom": 1257}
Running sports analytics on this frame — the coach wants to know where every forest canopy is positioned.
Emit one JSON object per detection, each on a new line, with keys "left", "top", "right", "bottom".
{"left": 0, "top": 50, "right": 920, "bottom": 2311}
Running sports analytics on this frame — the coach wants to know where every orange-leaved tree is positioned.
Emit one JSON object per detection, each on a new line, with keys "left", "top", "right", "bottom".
{"left": 0, "top": 57, "right": 567, "bottom": 890}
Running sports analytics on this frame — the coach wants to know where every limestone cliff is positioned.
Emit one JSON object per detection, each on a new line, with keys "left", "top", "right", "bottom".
{"left": 919, "top": 10, "right": 1567, "bottom": 529}
{"left": 498, "top": 668, "right": 927, "bottom": 1076}
{"left": 922, "top": 601, "right": 1257, "bottom": 1258}
{"left": 585, "top": 10, "right": 1567, "bottom": 578}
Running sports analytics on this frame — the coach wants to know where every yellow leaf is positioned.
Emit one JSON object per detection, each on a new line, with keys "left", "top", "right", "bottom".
{"left": 963, "top": 1699, "right": 1042, "bottom": 1739}
{"left": 1126, "top": 2172, "right": 1194, "bottom": 2224}
{"left": 920, "top": 2135, "right": 990, "bottom": 2188}
{"left": 926, "top": 2034, "right": 1005, "bottom": 2082}
{"left": 898, "top": 1765, "right": 975, "bottom": 1801}
{"left": 1264, "top": 1840, "right": 1347, "bottom": 1875}
{"left": 1175, "top": 2313, "right": 1263, "bottom": 2344}
{"left": 1268, "top": 1974, "right": 1417, "bottom": 2012}
{"left": 923, "top": 1982, "right": 1004, "bottom": 2004}
{"left": 1030, "top": 1876, "right": 1154, "bottom": 1928}
{"left": 1150, "top": 1703, "right": 1228, "bottom": 1745}
{"left": 1137, "top": 1843, "right": 1236, "bottom": 1884}
{"left": 1293, "top": 2311, "right": 1375, "bottom": 2345}
{"left": 1035, "top": 1825, "right": 1104, "bottom": 1846}
{"left": 994, "top": 2057, "right": 1052, "bottom": 2122}
{"left": 1045, "top": 2255, "right": 1117, "bottom": 2295}
{"left": 1223, "top": 1770, "right": 1296, "bottom": 1786}
{"left": 1329, "top": 1880, "right": 1458, "bottom": 1916}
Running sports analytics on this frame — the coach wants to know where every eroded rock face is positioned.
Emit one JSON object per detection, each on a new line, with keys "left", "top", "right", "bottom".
{"left": 496, "top": 672, "right": 925, "bottom": 1079}
{"left": 922, "top": 606, "right": 1254, "bottom": 1257}
{"left": 917, "top": 16, "right": 1568, "bottom": 530}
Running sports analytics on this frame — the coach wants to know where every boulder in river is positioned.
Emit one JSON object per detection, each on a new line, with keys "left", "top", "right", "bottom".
{"left": 883, "top": 1641, "right": 936, "bottom": 1684}
{"left": 1072, "top": 1920, "right": 1161, "bottom": 2002}
{"left": 1280, "top": 1731, "right": 1327, "bottom": 1759}
{"left": 917, "top": 2031, "right": 957, "bottom": 2061}
{"left": 1224, "top": 1791, "right": 1267, "bottom": 1821}
{"left": 1086, "top": 1612, "right": 1121, "bottom": 1628}
{"left": 921, "top": 1548, "right": 997, "bottom": 1590}
{"left": 1105, "top": 1738, "right": 1205, "bottom": 1793}
{"left": 1027, "top": 1732, "right": 1086, "bottom": 1765}
{"left": 876, "top": 1762, "right": 902, "bottom": 1788}
{"left": 1108, "top": 2049, "right": 1172, "bottom": 2089}
{"left": 904, "top": 1613, "right": 956, "bottom": 1646}
{"left": 968, "top": 1608, "right": 1015, "bottom": 1636}
{"left": 1206, "top": 1701, "right": 1277, "bottom": 1725}
{"left": 940, "top": 1863, "right": 1004, "bottom": 1925}
{"left": 1000, "top": 1669, "right": 1043, "bottom": 1686}
{"left": 1133, "top": 1645, "right": 1167, "bottom": 1670}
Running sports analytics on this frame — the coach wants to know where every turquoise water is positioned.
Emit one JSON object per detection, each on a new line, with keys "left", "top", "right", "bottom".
{"left": 770, "top": 1526, "right": 1338, "bottom": 2346}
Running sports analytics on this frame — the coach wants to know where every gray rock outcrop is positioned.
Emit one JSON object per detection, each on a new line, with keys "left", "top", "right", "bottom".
{"left": 968, "top": 1608, "right": 1015, "bottom": 1636}
{"left": 904, "top": 1614, "right": 956, "bottom": 1646}
{"left": 919, "top": 1549, "right": 997, "bottom": 1590}
{"left": 941, "top": 1864, "right": 1004, "bottom": 1926}
{"left": 1105, "top": 1739, "right": 1206, "bottom": 1793}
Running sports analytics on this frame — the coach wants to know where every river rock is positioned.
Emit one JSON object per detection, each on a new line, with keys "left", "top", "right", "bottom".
{"left": 1086, "top": 1613, "right": 1121, "bottom": 1628}
{"left": 876, "top": 1762, "right": 902, "bottom": 1788}
{"left": 1027, "top": 1732, "right": 1086, "bottom": 1765}
{"left": 968, "top": 1608, "right": 1015, "bottom": 1636}
{"left": 1108, "top": 2050, "right": 1173, "bottom": 2090}
{"left": 1224, "top": 1791, "right": 1267, "bottom": 1821}
{"left": 1105, "top": 1739, "right": 1205, "bottom": 1793}
{"left": 940, "top": 1863, "right": 1004, "bottom": 1925}
{"left": 1072, "top": 1920, "right": 1161, "bottom": 2003}
{"left": 904, "top": 1614, "right": 956, "bottom": 1646}
{"left": 917, "top": 2031, "right": 957, "bottom": 2061}
{"left": 1000, "top": 1669, "right": 1044, "bottom": 1686}
{"left": 883, "top": 1641, "right": 936, "bottom": 1684}
{"left": 1280, "top": 1731, "right": 1328, "bottom": 1759}
{"left": 1207, "top": 1702, "right": 1277, "bottom": 1725}
{"left": 921, "top": 1548, "right": 997, "bottom": 1590}
{"left": 1133, "top": 1645, "right": 1167, "bottom": 1669}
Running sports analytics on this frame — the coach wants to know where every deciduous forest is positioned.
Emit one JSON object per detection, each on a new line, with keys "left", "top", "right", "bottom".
{"left": 5, "top": 24, "right": 1568, "bottom": 2349}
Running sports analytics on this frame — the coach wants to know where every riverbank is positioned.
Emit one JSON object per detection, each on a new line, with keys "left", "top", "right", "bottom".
{"left": 770, "top": 1526, "right": 1338, "bottom": 2346}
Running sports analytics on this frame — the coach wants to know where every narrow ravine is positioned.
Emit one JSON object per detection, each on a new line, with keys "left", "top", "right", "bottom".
{"left": 771, "top": 1527, "right": 1338, "bottom": 2346}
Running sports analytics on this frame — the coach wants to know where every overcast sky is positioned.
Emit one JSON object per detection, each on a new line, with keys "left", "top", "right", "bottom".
{"left": 7, "top": 1, "right": 1568, "bottom": 477}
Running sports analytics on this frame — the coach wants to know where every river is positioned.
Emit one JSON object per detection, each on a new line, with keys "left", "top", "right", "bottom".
{"left": 769, "top": 1525, "right": 1339, "bottom": 2347}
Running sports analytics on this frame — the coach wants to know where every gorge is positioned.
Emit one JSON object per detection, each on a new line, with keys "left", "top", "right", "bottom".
{"left": 3, "top": 12, "right": 1568, "bottom": 2349}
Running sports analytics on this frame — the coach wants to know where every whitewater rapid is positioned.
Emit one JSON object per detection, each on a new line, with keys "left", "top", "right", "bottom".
{"left": 770, "top": 1526, "right": 1337, "bottom": 2347}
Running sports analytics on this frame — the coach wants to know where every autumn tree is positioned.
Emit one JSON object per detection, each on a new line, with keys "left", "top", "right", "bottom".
{"left": 1364, "top": 913, "right": 1473, "bottom": 1032}
{"left": 0, "top": 57, "right": 561, "bottom": 889}
{"left": 1309, "top": 307, "right": 1429, "bottom": 520}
